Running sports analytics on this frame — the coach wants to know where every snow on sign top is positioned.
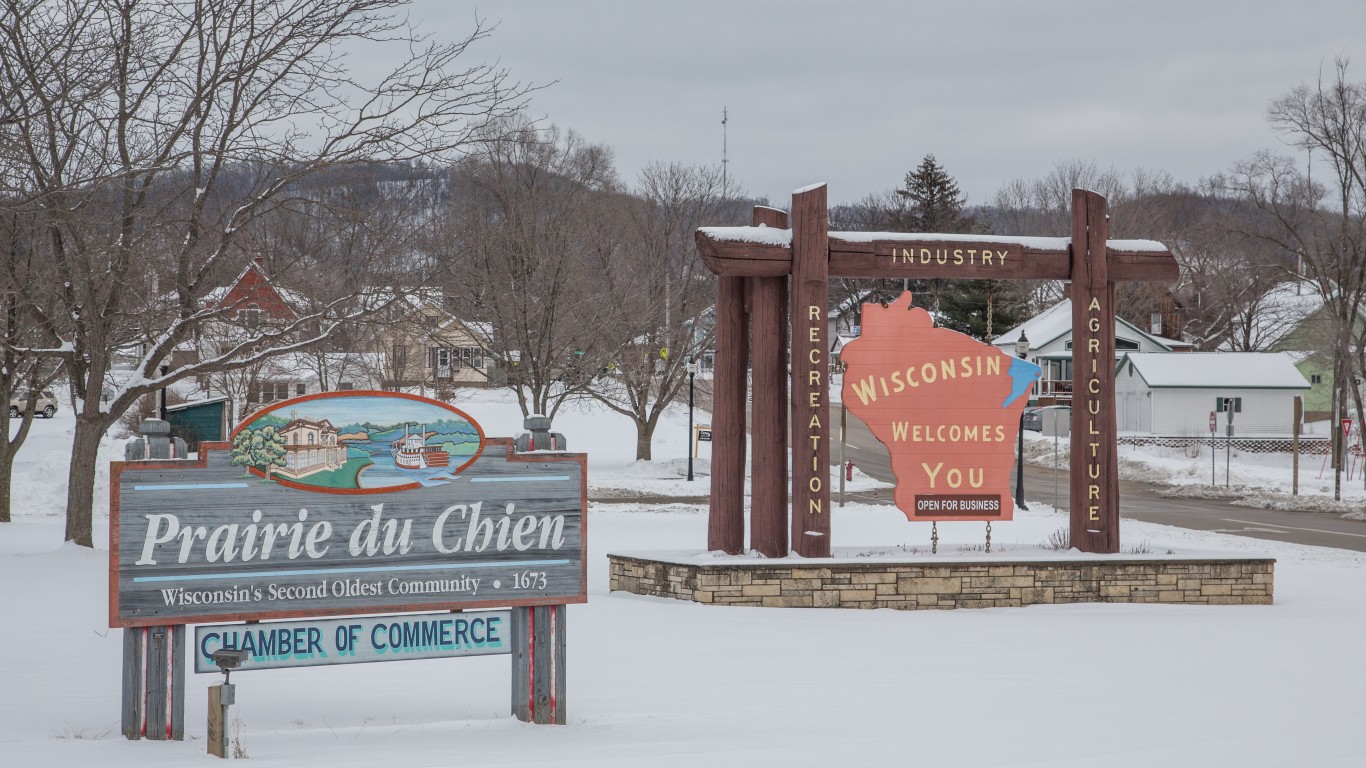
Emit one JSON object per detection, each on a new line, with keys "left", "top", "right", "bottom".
{"left": 698, "top": 227, "right": 1168, "bottom": 253}
{"left": 832, "top": 232, "right": 1071, "bottom": 249}
{"left": 1121, "top": 352, "right": 1311, "bottom": 389}
{"left": 697, "top": 225, "right": 793, "bottom": 246}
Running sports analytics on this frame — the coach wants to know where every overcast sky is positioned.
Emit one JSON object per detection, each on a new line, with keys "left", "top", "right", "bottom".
{"left": 406, "top": 1, "right": 1366, "bottom": 207}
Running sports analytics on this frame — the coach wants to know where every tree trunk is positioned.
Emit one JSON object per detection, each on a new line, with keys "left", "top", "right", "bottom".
{"left": 635, "top": 421, "right": 653, "bottom": 461}
{"left": 0, "top": 451, "right": 13, "bottom": 523}
{"left": 64, "top": 415, "right": 107, "bottom": 547}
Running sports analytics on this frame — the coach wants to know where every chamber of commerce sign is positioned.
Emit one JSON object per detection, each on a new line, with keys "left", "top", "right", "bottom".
{"left": 109, "top": 391, "right": 587, "bottom": 627}
{"left": 192, "top": 611, "right": 511, "bottom": 673}
{"left": 840, "top": 293, "right": 1040, "bottom": 521}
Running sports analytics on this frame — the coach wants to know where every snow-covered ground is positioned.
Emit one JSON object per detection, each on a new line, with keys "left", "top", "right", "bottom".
{"left": 4, "top": 389, "right": 1366, "bottom": 766}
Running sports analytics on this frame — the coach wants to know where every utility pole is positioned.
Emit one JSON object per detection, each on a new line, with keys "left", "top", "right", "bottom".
{"left": 721, "top": 107, "right": 728, "bottom": 192}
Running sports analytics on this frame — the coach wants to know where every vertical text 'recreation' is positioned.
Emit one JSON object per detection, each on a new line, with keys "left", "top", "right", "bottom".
{"left": 804, "top": 304, "right": 824, "bottom": 517}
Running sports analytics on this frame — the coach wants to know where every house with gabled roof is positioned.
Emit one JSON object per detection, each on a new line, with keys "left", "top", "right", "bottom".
{"left": 991, "top": 299, "right": 1193, "bottom": 404}
{"left": 1114, "top": 352, "right": 1309, "bottom": 436}
{"left": 370, "top": 288, "right": 494, "bottom": 391}
{"left": 203, "top": 258, "right": 303, "bottom": 327}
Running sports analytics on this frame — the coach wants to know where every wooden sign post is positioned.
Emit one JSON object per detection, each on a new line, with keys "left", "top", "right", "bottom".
{"left": 790, "top": 185, "right": 831, "bottom": 556}
{"left": 696, "top": 186, "right": 1177, "bottom": 556}
{"left": 1068, "top": 190, "right": 1121, "bottom": 552}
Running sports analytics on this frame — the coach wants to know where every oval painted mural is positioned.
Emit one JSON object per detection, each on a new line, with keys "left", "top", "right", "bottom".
{"left": 228, "top": 391, "right": 486, "bottom": 494}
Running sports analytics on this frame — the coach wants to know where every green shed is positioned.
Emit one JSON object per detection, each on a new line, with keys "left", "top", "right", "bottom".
{"left": 164, "top": 397, "right": 229, "bottom": 451}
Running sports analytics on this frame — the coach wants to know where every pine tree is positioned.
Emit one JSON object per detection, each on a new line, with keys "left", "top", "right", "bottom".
{"left": 897, "top": 155, "right": 971, "bottom": 232}
{"left": 893, "top": 155, "right": 984, "bottom": 324}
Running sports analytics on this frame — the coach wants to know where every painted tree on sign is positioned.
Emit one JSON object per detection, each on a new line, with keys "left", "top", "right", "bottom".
{"left": 231, "top": 427, "right": 288, "bottom": 481}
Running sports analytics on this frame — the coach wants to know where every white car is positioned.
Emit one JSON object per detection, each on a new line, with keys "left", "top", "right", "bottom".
{"left": 8, "top": 390, "right": 58, "bottom": 419}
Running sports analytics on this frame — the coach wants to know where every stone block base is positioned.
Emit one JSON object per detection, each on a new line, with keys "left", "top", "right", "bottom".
{"left": 607, "top": 553, "right": 1274, "bottom": 610}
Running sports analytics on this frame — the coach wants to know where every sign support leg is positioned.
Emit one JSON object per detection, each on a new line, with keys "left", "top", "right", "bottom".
{"left": 789, "top": 184, "right": 831, "bottom": 557}
{"left": 708, "top": 276, "right": 748, "bottom": 554}
{"left": 1068, "top": 190, "right": 1119, "bottom": 553}
{"left": 121, "top": 625, "right": 186, "bottom": 741}
{"left": 511, "top": 605, "right": 566, "bottom": 725}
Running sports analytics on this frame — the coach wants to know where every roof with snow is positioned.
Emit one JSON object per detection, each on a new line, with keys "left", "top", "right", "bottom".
{"left": 1118, "top": 352, "right": 1310, "bottom": 389}
{"left": 203, "top": 259, "right": 304, "bottom": 320}
{"left": 991, "top": 299, "right": 1175, "bottom": 352}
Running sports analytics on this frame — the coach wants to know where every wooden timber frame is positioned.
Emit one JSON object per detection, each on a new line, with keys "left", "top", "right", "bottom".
{"left": 696, "top": 185, "right": 1178, "bottom": 556}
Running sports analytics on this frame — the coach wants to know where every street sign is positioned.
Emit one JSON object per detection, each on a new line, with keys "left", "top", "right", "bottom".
{"left": 1342, "top": 418, "right": 1353, "bottom": 439}
{"left": 1209, "top": 411, "right": 1216, "bottom": 433}
{"left": 696, "top": 424, "right": 713, "bottom": 442}
{"left": 1040, "top": 407, "right": 1069, "bottom": 438}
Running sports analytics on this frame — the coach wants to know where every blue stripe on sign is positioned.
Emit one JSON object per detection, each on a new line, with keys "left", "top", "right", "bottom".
{"left": 469, "top": 475, "right": 571, "bottom": 483}
{"left": 132, "top": 559, "right": 573, "bottom": 583}
{"left": 132, "top": 483, "right": 251, "bottom": 491}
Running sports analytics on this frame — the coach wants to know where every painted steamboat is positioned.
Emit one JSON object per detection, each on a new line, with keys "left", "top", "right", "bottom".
{"left": 390, "top": 424, "right": 450, "bottom": 470}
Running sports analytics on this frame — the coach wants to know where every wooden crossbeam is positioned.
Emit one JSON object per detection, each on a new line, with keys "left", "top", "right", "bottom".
{"left": 696, "top": 230, "right": 1178, "bottom": 282}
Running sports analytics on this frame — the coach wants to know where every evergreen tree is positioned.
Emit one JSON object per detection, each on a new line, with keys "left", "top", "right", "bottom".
{"left": 897, "top": 154, "right": 972, "bottom": 232}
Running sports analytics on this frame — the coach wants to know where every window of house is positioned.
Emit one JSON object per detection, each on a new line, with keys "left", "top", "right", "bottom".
{"left": 254, "top": 381, "right": 292, "bottom": 403}
{"left": 296, "top": 384, "right": 306, "bottom": 396}
{"left": 338, "top": 381, "right": 355, "bottom": 391}
{"left": 435, "top": 348, "right": 451, "bottom": 368}
{"left": 239, "top": 306, "right": 264, "bottom": 328}
{"left": 1311, "top": 374, "right": 1323, "bottom": 384}
{"left": 454, "top": 347, "right": 483, "bottom": 369}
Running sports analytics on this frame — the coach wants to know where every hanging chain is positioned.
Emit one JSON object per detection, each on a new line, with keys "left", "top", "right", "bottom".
{"left": 931, "top": 521, "right": 939, "bottom": 555}
{"left": 985, "top": 521, "right": 992, "bottom": 553}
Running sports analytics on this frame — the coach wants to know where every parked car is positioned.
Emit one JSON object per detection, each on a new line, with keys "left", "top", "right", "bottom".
{"left": 1022, "top": 405, "right": 1070, "bottom": 432}
{"left": 8, "top": 390, "right": 58, "bottom": 419}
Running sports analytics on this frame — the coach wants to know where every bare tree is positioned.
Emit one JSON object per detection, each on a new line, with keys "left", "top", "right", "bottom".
{"left": 590, "top": 162, "right": 742, "bottom": 460}
{"left": 0, "top": 208, "right": 64, "bottom": 522}
{"left": 1223, "top": 58, "right": 1366, "bottom": 499}
{"left": 434, "top": 119, "right": 621, "bottom": 419}
{"left": 0, "top": 0, "right": 528, "bottom": 545}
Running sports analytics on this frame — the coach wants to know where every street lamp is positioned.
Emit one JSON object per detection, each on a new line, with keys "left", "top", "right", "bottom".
{"left": 1014, "top": 332, "right": 1029, "bottom": 511}
{"left": 686, "top": 356, "right": 699, "bottom": 481}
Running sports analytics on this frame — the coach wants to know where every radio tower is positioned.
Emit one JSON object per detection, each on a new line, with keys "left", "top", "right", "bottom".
{"left": 721, "top": 106, "right": 728, "bottom": 192}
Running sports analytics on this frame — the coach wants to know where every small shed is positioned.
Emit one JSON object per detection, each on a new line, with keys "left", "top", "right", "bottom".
{"left": 1114, "top": 353, "right": 1310, "bottom": 436}
{"left": 164, "top": 396, "right": 229, "bottom": 450}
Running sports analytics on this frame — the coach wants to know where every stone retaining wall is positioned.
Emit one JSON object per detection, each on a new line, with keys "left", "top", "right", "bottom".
{"left": 608, "top": 554, "right": 1274, "bottom": 610}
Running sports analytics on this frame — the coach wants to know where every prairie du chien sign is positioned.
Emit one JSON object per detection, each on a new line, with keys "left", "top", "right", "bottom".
{"left": 839, "top": 293, "right": 1040, "bottom": 522}
{"left": 109, "top": 392, "right": 586, "bottom": 628}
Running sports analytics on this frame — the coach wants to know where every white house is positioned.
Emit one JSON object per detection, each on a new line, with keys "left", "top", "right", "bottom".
{"left": 992, "top": 299, "right": 1192, "bottom": 403}
{"left": 1114, "top": 352, "right": 1310, "bottom": 436}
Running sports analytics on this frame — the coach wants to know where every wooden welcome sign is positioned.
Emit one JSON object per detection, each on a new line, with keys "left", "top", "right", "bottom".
{"left": 111, "top": 392, "right": 585, "bottom": 627}
{"left": 840, "top": 293, "right": 1040, "bottom": 521}
{"left": 112, "top": 391, "right": 581, "bottom": 736}
{"left": 695, "top": 187, "right": 1178, "bottom": 556}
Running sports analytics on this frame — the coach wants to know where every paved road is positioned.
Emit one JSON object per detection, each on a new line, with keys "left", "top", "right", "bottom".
{"left": 832, "top": 403, "right": 1366, "bottom": 553}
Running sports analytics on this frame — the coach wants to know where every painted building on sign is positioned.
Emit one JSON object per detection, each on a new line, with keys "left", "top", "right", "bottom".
{"left": 277, "top": 416, "right": 346, "bottom": 479}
